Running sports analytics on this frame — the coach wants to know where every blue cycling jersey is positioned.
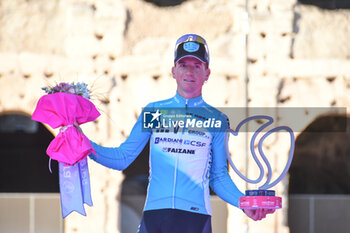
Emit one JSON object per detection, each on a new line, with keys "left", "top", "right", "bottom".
{"left": 89, "top": 93, "right": 244, "bottom": 215}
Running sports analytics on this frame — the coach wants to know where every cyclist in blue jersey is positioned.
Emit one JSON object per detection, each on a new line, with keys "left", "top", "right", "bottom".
{"left": 88, "top": 34, "right": 274, "bottom": 233}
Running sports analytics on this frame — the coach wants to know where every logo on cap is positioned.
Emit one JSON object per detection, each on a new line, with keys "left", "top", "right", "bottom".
{"left": 183, "top": 42, "right": 199, "bottom": 53}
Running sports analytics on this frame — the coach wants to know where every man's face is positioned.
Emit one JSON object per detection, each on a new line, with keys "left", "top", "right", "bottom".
{"left": 172, "top": 57, "right": 210, "bottom": 98}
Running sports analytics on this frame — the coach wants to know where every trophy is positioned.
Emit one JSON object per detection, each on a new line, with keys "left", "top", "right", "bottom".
{"left": 225, "top": 115, "right": 295, "bottom": 209}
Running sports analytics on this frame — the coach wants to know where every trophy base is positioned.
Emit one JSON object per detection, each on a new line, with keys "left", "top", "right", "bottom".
{"left": 239, "top": 190, "right": 282, "bottom": 209}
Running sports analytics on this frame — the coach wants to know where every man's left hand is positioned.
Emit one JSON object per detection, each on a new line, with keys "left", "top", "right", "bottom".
{"left": 243, "top": 208, "right": 275, "bottom": 221}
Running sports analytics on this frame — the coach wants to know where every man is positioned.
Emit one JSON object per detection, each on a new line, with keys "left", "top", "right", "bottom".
{"left": 88, "top": 34, "right": 274, "bottom": 233}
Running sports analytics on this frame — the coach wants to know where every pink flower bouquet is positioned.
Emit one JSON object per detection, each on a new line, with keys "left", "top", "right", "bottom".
{"left": 32, "top": 84, "right": 100, "bottom": 165}
{"left": 32, "top": 82, "right": 100, "bottom": 218}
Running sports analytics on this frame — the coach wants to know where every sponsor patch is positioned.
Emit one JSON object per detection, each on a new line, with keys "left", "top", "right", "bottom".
{"left": 183, "top": 42, "right": 199, "bottom": 52}
{"left": 163, "top": 147, "right": 195, "bottom": 155}
{"left": 155, "top": 137, "right": 206, "bottom": 147}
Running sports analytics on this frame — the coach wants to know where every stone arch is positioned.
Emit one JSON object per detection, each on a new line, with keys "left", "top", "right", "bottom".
{"left": 288, "top": 114, "right": 350, "bottom": 233}
{"left": 288, "top": 114, "right": 350, "bottom": 194}
{"left": 0, "top": 111, "right": 58, "bottom": 192}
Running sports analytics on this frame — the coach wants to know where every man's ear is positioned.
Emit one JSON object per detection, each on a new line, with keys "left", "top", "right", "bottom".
{"left": 171, "top": 66, "right": 176, "bottom": 78}
{"left": 205, "top": 68, "right": 211, "bottom": 81}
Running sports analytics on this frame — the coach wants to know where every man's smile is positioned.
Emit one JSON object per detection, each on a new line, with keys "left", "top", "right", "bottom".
{"left": 184, "top": 79, "right": 195, "bottom": 83}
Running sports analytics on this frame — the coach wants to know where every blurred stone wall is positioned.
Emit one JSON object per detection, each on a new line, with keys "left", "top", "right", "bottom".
{"left": 0, "top": 0, "right": 350, "bottom": 233}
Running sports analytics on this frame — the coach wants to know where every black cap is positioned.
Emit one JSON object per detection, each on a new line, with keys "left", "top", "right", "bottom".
{"left": 174, "top": 34, "right": 210, "bottom": 64}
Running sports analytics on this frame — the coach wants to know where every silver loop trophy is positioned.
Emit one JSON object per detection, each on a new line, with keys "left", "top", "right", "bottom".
{"left": 225, "top": 115, "right": 295, "bottom": 209}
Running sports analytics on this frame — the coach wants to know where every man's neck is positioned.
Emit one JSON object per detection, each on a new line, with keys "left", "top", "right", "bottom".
{"left": 177, "top": 90, "right": 202, "bottom": 99}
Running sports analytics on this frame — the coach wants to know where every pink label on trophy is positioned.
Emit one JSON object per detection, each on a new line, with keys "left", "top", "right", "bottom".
{"left": 239, "top": 196, "right": 282, "bottom": 209}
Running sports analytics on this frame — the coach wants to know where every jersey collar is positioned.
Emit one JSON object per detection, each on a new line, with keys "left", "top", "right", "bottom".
{"left": 173, "top": 92, "right": 204, "bottom": 107}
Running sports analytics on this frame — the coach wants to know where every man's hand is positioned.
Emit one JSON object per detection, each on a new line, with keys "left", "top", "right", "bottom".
{"left": 243, "top": 208, "right": 275, "bottom": 221}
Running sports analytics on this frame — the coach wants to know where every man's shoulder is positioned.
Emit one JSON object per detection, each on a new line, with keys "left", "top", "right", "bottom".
{"left": 145, "top": 96, "right": 176, "bottom": 108}
{"left": 201, "top": 102, "right": 228, "bottom": 119}
{"left": 195, "top": 101, "right": 230, "bottom": 130}
{"left": 144, "top": 98, "right": 174, "bottom": 109}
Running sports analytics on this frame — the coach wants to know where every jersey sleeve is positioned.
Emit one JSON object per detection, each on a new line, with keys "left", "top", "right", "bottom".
{"left": 88, "top": 104, "right": 152, "bottom": 170}
{"left": 209, "top": 114, "right": 244, "bottom": 207}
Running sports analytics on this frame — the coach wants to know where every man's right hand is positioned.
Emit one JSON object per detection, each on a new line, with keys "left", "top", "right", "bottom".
{"left": 74, "top": 119, "right": 84, "bottom": 134}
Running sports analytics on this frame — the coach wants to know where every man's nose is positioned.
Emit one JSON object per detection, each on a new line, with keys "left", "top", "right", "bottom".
{"left": 185, "top": 65, "right": 195, "bottom": 73}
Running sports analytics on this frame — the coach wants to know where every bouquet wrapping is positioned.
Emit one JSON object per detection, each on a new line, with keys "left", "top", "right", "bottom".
{"left": 32, "top": 83, "right": 100, "bottom": 218}
{"left": 32, "top": 92, "right": 100, "bottom": 164}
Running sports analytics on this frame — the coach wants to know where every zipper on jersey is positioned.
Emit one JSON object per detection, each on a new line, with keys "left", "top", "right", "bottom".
{"left": 172, "top": 157, "right": 178, "bottom": 209}
{"left": 173, "top": 98, "right": 187, "bottom": 207}
{"left": 183, "top": 98, "right": 189, "bottom": 135}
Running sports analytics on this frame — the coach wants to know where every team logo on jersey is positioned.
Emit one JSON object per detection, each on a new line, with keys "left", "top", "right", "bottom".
{"left": 155, "top": 137, "right": 183, "bottom": 144}
{"left": 155, "top": 137, "right": 206, "bottom": 147}
{"left": 162, "top": 147, "right": 195, "bottom": 154}
{"left": 187, "top": 130, "right": 210, "bottom": 139}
